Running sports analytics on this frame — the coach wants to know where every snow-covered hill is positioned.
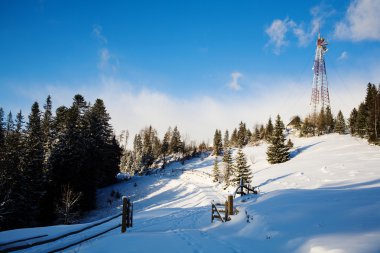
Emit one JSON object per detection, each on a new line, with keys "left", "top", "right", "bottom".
{"left": 1, "top": 134, "right": 380, "bottom": 253}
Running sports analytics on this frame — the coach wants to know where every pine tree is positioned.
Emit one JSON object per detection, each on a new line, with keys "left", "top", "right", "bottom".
{"left": 355, "top": 103, "right": 367, "bottom": 137}
{"left": 349, "top": 108, "right": 358, "bottom": 135}
{"left": 237, "top": 122, "right": 247, "bottom": 147}
{"left": 316, "top": 107, "right": 326, "bottom": 135}
{"left": 301, "top": 116, "right": 316, "bottom": 137}
{"left": 266, "top": 115, "right": 290, "bottom": 164}
{"left": 259, "top": 125, "right": 265, "bottom": 140}
{"left": 265, "top": 118, "right": 273, "bottom": 141}
{"left": 141, "top": 126, "right": 155, "bottom": 169}
{"left": 42, "top": 95, "right": 54, "bottom": 166}
{"left": 161, "top": 129, "right": 170, "bottom": 168}
{"left": 212, "top": 157, "right": 220, "bottom": 183}
{"left": 6, "top": 111, "right": 14, "bottom": 136}
{"left": 230, "top": 128, "right": 238, "bottom": 147}
{"left": 325, "top": 106, "right": 334, "bottom": 133}
{"left": 0, "top": 108, "right": 5, "bottom": 147}
{"left": 213, "top": 129, "right": 223, "bottom": 155}
{"left": 133, "top": 134, "right": 143, "bottom": 173}
{"left": 223, "top": 130, "right": 229, "bottom": 148}
{"left": 233, "top": 148, "right": 252, "bottom": 186}
{"left": 222, "top": 147, "right": 233, "bottom": 187}
{"left": 365, "top": 83, "right": 378, "bottom": 142}
{"left": 22, "top": 102, "right": 44, "bottom": 225}
{"left": 335, "top": 110, "right": 346, "bottom": 134}
{"left": 170, "top": 126, "right": 182, "bottom": 154}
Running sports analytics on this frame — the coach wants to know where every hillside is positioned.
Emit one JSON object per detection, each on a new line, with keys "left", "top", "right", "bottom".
{"left": 1, "top": 134, "right": 380, "bottom": 253}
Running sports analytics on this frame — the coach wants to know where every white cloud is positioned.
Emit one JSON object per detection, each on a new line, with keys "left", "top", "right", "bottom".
{"left": 228, "top": 72, "right": 243, "bottom": 91}
{"left": 338, "top": 51, "right": 349, "bottom": 61}
{"left": 334, "top": 0, "right": 380, "bottom": 41}
{"left": 13, "top": 69, "right": 373, "bottom": 148}
{"left": 98, "top": 48, "right": 110, "bottom": 70}
{"left": 92, "top": 25, "right": 119, "bottom": 72}
{"left": 92, "top": 24, "right": 108, "bottom": 44}
{"left": 265, "top": 18, "right": 295, "bottom": 54}
{"left": 265, "top": 4, "right": 334, "bottom": 52}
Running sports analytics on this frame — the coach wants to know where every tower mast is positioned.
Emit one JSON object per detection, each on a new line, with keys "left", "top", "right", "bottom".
{"left": 310, "top": 32, "right": 330, "bottom": 120}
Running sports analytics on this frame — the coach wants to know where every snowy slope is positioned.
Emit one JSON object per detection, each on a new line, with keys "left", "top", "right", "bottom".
{"left": 1, "top": 134, "right": 380, "bottom": 253}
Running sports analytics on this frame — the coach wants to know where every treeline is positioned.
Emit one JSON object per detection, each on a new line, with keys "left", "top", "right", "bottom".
{"left": 287, "top": 82, "right": 380, "bottom": 145}
{"left": 212, "top": 115, "right": 291, "bottom": 189}
{"left": 0, "top": 95, "right": 121, "bottom": 230}
{"left": 120, "top": 126, "right": 208, "bottom": 175}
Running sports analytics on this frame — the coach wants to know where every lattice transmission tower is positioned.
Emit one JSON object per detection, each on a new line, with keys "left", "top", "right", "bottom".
{"left": 310, "top": 32, "right": 330, "bottom": 120}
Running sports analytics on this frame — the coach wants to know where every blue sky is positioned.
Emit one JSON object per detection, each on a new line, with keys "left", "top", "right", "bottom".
{"left": 1, "top": 0, "right": 379, "bottom": 142}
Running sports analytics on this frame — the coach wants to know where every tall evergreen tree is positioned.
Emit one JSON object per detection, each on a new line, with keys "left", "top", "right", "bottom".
{"left": 213, "top": 129, "right": 223, "bottom": 155}
{"left": 334, "top": 110, "right": 346, "bottom": 134}
{"left": 364, "top": 83, "right": 378, "bottom": 142}
{"left": 237, "top": 122, "right": 247, "bottom": 147}
{"left": 222, "top": 147, "right": 233, "bottom": 187}
{"left": 316, "top": 107, "right": 326, "bottom": 135}
{"left": 6, "top": 111, "right": 14, "bottom": 136}
{"left": 349, "top": 108, "right": 358, "bottom": 135}
{"left": 170, "top": 126, "right": 182, "bottom": 154}
{"left": 266, "top": 115, "right": 290, "bottom": 164}
{"left": 42, "top": 95, "right": 54, "bottom": 167}
{"left": 22, "top": 102, "right": 44, "bottom": 225}
{"left": 161, "top": 129, "right": 170, "bottom": 168}
{"left": 0, "top": 108, "right": 5, "bottom": 147}
{"left": 356, "top": 103, "right": 367, "bottom": 137}
{"left": 230, "top": 128, "right": 238, "bottom": 147}
{"left": 212, "top": 156, "right": 220, "bottom": 183}
{"left": 233, "top": 148, "right": 252, "bottom": 186}
{"left": 223, "top": 130, "right": 229, "bottom": 148}
{"left": 325, "top": 106, "right": 334, "bottom": 133}
{"left": 265, "top": 118, "right": 273, "bottom": 141}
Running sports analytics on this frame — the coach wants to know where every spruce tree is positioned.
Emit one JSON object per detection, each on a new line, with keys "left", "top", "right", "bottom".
{"left": 161, "top": 129, "right": 170, "bottom": 168}
{"left": 316, "top": 107, "right": 326, "bottom": 135}
{"left": 213, "top": 129, "right": 223, "bottom": 155}
{"left": 266, "top": 115, "right": 290, "bottom": 164}
{"left": 22, "top": 102, "right": 44, "bottom": 225}
{"left": 259, "top": 125, "right": 265, "bottom": 140}
{"left": 42, "top": 95, "right": 54, "bottom": 166}
{"left": 325, "top": 106, "right": 334, "bottom": 133}
{"left": 364, "top": 83, "right": 378, "bottom": 142}
{"left": 170, "top": 126, "right": 182, "bottom": 154}
{"left": 212, "top": 156, "right": 220, "bottom": 183}
{"left": 0, "top": 108, "right": 5, "bottom": 146}
{"left": 335, "top": 110, "right": 346, "bottom": 134}
{"left": 222, "top": 147, "right": 233, "bottom": 187}
{"left": 233, "top": 148, "right": 252, "bottom": 186}
{"left": 265, "top": 118, "right": 273, "bottom": 141}
{"left": 6, "top": 111, "right": 14, "bottom": 136}
{"left": 133, "top": 134, "right": 143, "bottom": 173}
{"left": 237, "top": 122, "right": 247, "bottom": 147}
{"left": 356, "top": 103, "right": 367, "bottom": 137}
{"left": 230, "top": 128, "right": 238, "bottom": 147}
{"left": 349, "top": 108, "right": 358, "bottom": 135}
{"left": 223, "top": 130, "right": 229, "bottom": 148}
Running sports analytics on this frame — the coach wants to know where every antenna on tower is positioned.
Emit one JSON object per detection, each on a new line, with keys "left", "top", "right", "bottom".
{"left": 310, "top": 31, "right": 331, "bottom": 122}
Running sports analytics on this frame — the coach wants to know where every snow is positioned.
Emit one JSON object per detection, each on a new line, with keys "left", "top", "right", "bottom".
{"left": 1, "top": 134, "right": 379, "bottom": 253}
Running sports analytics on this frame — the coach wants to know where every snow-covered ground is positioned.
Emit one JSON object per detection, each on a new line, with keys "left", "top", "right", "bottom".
{"left": 1, "top": 134, "right": 380, "bottom": 253}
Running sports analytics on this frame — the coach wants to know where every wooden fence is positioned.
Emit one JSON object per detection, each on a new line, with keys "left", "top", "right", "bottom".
{"left": 121, "top": 196, "right": 133, "bottom": 233}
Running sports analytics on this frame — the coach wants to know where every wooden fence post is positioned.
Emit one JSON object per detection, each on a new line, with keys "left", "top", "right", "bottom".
{"left": 227, "top": 195, "right": 233, "bottom": 215}
{"left": 121, "top": 196, "right": 128, "bottom": 233}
